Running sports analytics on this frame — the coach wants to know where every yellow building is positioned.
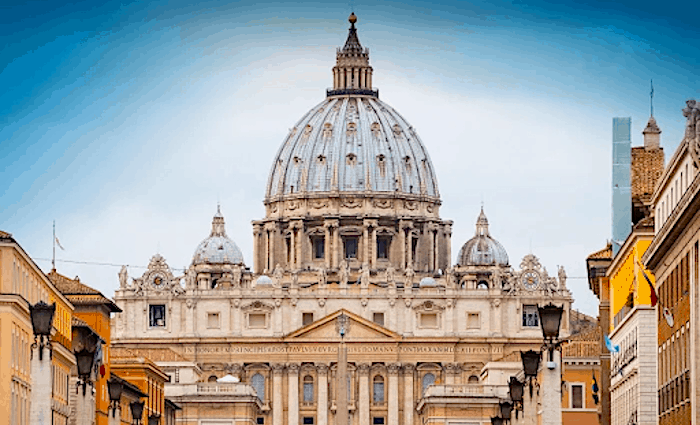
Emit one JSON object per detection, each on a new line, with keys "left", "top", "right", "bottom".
{"left": 111, "top": 347, "right": 170, "bottom": 423}
{"left": 606, "top": 219, "right": 658, "bottom": 425}
{"left": 0, "top": 230, "right": 75, "bottom": 425}
{"left": 48, "top": 270, "right": 122, "bottom": 425}
{"left": 561, "top": 324, "right": 601, "bottom": 425}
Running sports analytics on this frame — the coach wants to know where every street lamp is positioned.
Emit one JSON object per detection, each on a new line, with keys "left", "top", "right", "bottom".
{"left": 499, "top": 400, "right": 513, "bottom": 420}
{"left": 108, "top": 380, "right": 123, "bottom": 418}
{"left": 148, "top": 414, "right": 161, "bottom": 425}
{"left": 508, "top": 376, "right": 524, "bottom": 416}
{"left": 538, "top": 303, "right": 564, "bottom": 361}
{"left": 75, "top": 348, "right": 95, "bottom": 395}
{"left": 29, "top": 301, "right": 56, "bottom": 360}
{"left": 521, "top": 350, "right": 541, "bottom": 397}
{"left": 490, "top": 417, "right": 505, "bottom": 425}
{"left": 130, "top": 400, "right": 145, "bottom": 425}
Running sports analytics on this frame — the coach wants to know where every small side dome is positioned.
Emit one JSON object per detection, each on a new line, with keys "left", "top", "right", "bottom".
{"left": 192, "top": 206, "right": 245, "bottom": 265}
{"left": 256, "top": 275, "right": 273, "bottom": 286}
{"left": 457, "top": 208, "right": 509, "bottom": 266}
{"left": 419, "top": 277, "right": 437, "bottom": 288}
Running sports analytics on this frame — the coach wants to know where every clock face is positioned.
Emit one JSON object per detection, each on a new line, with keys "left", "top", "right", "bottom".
{"left": 521, "top": 271, "right": 540, "bottom": 290}
{"left": 152, "top": 274, "right": 166, "bottom": 289}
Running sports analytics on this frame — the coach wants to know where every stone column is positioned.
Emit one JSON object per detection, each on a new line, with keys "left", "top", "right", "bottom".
{"left": 541, "top": 350, "right": 562, "bottom": 425}
{"left": 387, "top": 363, "right": 400, "bottom": 425}
{"left": 357, "top": 364, "right": 371, "bottom": 425}
{"left": 353, "top": 68, "right": 359, "bottom": 88}
{"left": 273, "top": 364, "right": 285, "bottom": 425}
{"left": 30, "top": 344, "right": 52, "bottom": 425}
{"left": 403, "top": 364, "right": 415, "bottom": 425}
{"left": 288, "top": 363, "right": 300, "bottom": 425}
{"left": 324, "top": 222, "right": 332, "bottom": 269}
{"left": 295, "top": 223, "right": 303, "bottom": 270}
{"left": 290, "top": 227, "right": 296, "bottom": 269}
{"left": 444, "top": 224, "right": 452, "bottom": 269}
{"left": 333, "top": 224, "right": 340, "bottom": 270}
{"left": 371, "top": 227, "right": 377, "bottom": 268}
{"left": 317, "top": 364, "right": 329, "bottom": 425}
{"left": 253, "top": 225, "right": 262, "bottom": 274}
{"left": 363, "top": 221, "right": 370, "bottom": 265}
{"left": 360, "top": 69, "right": 366, "bottom": 89}
{"left": 433, "top": 230, "right": 439, "bottom": 271}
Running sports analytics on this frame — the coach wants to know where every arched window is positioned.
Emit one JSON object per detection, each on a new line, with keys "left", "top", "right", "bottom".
{"left": 303, "top": 376, "right": 314, "bottom": 402}
{"left": 422, "top": 373, "right": 435, "bottom": 393}
{"left": 468, "top": 375, "right": 479, "bottom": 383}
{"left": 373, "top": 375, "right": 385, "bottom": 403}
{"left": 477, "top": 281, "right": 489, "bottom": 289}
{"left": 208, "top": 375, "right": 218, "bottom": 382}
{"left": 252, "top": 373, "right": 265, "bottom": 401}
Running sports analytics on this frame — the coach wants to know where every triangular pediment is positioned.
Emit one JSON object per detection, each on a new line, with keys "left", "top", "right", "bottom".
{"left": 284, "top": 309, "right": 400, "bottom": 341}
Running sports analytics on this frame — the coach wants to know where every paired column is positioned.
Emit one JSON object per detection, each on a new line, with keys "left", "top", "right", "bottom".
{"left": 403, "top": 364, "right": 415, "bottom": 425}
{"left": 358, "top": 364, "right": 371, "bottom": 425}
{"left": 288, "top": 364, "right": 299, "bottom": 425}
{"left": 273, "top": 364, "right": 285, "bottom": 425}
{"left": 387, "top": 363, "right": 400, "bottom": 425}
{"left": 317, "top": 364, "right": 329, "bottom": 425}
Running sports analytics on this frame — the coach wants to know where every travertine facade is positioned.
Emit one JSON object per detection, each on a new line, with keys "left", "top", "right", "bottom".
{"left": 112, "top": 14, "right": 573, "bottom": 425}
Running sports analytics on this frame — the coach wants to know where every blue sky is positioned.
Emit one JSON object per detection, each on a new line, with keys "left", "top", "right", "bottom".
{"left": 2, "top": 0, "right": 699, "bottom": 316}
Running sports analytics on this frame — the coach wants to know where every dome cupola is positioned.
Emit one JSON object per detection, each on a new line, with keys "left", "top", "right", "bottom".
{"left": 192, "top": 206, "right": 245, "bottom": 266}
{"left": 457, "top": 208, "right": 509, "bottom": 266}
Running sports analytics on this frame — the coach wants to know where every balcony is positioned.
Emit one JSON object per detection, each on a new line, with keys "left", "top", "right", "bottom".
{"left": 326, "top": 88, "right": 379, "bottom": 98}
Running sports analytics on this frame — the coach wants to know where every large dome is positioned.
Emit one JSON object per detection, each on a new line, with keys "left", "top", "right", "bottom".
{"left": 192, "top": 207, "right": 245, "bottom": 266}
{"left": 265, "top": 15, "right": 439, "bottom": 201}
{"left": 457, "top": 209, "right": 509, "bottom": 266}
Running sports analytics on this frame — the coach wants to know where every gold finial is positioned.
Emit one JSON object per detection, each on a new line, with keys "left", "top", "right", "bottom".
{"left": 349, "top": 12, "right": 357, "bottom": 25}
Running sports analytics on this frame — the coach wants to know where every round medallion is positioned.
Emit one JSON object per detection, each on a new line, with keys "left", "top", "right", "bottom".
{"left": 521, "top": 271, "right": 540, "bottom": 291}
{"left": 152, "top": 273, "right": 166, "bottom": 289}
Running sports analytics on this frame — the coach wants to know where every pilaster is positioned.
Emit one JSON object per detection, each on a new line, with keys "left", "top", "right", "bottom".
{"left": 358, "top": 363, "right": 371, "bottom": 425}
{"left": 387, "top": 363, "right": 400, "bottom": 425}
{"left": 317, "top": 364, "right": 329, "bottom": 425}
{"left": 288, "top": 363, "right": 300, "bottom": 425}
{"left": 273, "top": 364, "right": 285, "bottom": 425}
{"left": 403, "top": 364, "right": 415, "bottom": 425}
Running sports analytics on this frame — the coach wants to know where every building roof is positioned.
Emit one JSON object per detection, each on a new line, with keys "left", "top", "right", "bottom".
{"left": 47, "top": 270, "right": 121, "bottom": 312}
{"left": 586, "top": 243, "right": 612, "bottom": 260}
{"left": 110, "top": 372, "right": 148, "bottom": 398}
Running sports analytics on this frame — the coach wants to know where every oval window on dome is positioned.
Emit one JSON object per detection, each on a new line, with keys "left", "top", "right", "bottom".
{"left": 346, "top": 153, "right": 357, "bottom": 166}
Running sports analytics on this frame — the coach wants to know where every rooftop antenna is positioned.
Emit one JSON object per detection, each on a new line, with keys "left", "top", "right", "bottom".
{"left": 52, "top": 220, "right": 56, "bottom": 270}
{"left": 650, "top": 79, "right": 654, "bottom": 117}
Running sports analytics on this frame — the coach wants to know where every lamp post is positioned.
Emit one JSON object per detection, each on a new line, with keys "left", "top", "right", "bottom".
{"left": 537, "top": 303, "right": 564, "bottom": 425}
{"left": 490, "top": 417, "right": 505, "bottom": 425}
{"left": 508, "top": 377, "right": 524, "bottom": 419}
{"left": 130, "top": 400, "right": 145, "bottom": 425}
{"left": 148, "top": 414, "right": 161, "bottom": 425}
{"left": 500, "top": 400, "right": 514, "bottom": 421}
{"left": 108, "top": 379, "right": 124, "bottom": 425}
{"left": 29, "top": 301, "right": 56, "bottom": 425}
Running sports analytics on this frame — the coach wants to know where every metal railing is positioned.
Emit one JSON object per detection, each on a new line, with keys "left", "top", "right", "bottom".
{"left": 326, "top": 88, "right": 379, "bottom": 98}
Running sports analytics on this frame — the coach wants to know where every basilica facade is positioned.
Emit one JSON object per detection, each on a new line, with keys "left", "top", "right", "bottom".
{"left": 111, "top": 14, "right": 574, "bottom": 425}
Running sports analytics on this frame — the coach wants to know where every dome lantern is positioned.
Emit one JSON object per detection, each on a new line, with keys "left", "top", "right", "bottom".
{"left": 328, "top": 13, "right": 377, "bottom": 98}
{"left": 457, "top": 209, "right": 509, "bottom": 266}
{"left": 192, "top": 207, "right": 245, "bottom": 266}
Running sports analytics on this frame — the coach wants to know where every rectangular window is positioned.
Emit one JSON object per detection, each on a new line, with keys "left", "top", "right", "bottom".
{"left": 344, "top": 237, "right": 358, "bottom": 259}
{"left": 411, "top": 238, "right": 418, "bottom": 263}
{"left": 248, "top": 313, "right": 267, "bottom": 329}
{"left": 420, "top": 313, "right": 438, "bottom": 329}
{"left": 302, "top": 312, "right": 314, "bottom": 326}
{"left": 286, "top": 237, "right": 292, "bottom": 263}
{"left": 377, "top": 236, "right": 390, "bottom": 259}
{"left": 373, "top": 418, "right": 385, "bottom": 425}
{"left": 302, "top": 417, "right": 314, "bottom": 425}
{"left": 257, "top": 418, "right": 265, "bottom": 425}
{"left": 373, "top": 312, "right": 385, "bottom": 326}
{"left": 149, "top": 305, "right": 166, "bottom": 327}
{"left": 522, "top": 305, "right": 539, "bottom": 327}
{"left": 207, "top": 312, "right": 220, "bottom": 329}
{"left": 571, "top": 384, "right": 583, "bottom": 408}
{"left": 467, "top": 313, "right": 480, "bottom": 329}
{"left": 313, "top": 237, "right": 325, "bottom": 260}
